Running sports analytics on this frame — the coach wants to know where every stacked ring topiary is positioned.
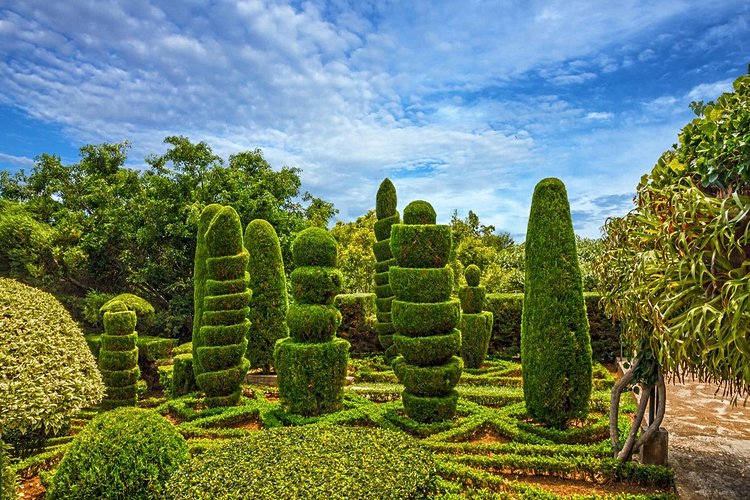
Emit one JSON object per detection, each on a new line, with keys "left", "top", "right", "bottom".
{"left": 99, "top": 300, "right": 140, "bottom": 409}
{"left": 390, "top": 200, "right": 463, "bottom": 422}
{"left": 195, "top": 206, "right": 252, "bottom": 407}
{"left": 458, "top": 264, "right": 494, "bottom": 369}
{"left": 372, "top": 178, "right": 401, "bottom": 360}
{"left": 275, "top": 227, "right": 350, "bottom": 416}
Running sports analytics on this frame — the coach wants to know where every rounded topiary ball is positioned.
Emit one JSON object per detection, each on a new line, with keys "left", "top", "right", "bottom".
{"left": 292, "top": 227, "right": 338, "bottom": 267}
{"left": 46, "top": 407, "right": 188, "bottom": 500}
{"left": 465, "top": 264, "right": 481, "bottom": 287}
{"left": 403, "top": 200, "right": 436, "bottom": 225}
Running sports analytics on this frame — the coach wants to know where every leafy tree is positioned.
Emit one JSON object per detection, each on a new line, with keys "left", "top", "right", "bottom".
{"left": 331, "top": 211, "right": 376, "bottom": 294}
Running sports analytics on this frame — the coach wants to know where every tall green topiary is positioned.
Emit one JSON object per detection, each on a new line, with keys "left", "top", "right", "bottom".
{"left": 274, "top": 227, "right": 350, "bottom": 416}
{"left": 373, "top": 178, "right": 400, "bottom": 360}
{"left": 391, "top": 201, "right": 463, "bottom": 422}
{"left": 244, "top": 219, "right": 289, "bottom": 374}
{"left": 521, "top": 178, "right": 592, "bottom": 428}
{"left": 193, "top": 204, "right": 223, "bottom": 379}
{"left": 458, "top": 264, "right": 493, "bottom": 369}
{"left": 99, "top": 301, "right": 140, "bottom": 409}
{"left": 195, "top": 206, "right": 252, "bottom": 407}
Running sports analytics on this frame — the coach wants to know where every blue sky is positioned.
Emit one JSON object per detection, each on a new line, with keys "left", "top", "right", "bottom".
{"left": 1, "top": 1, "right": 748, "bottom": 240}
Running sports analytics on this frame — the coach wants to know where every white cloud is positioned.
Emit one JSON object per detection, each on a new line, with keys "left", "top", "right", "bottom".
{"left": 585, "top": 112, "right": 614, "bottom": 121}
{"left": 687, "top": 78, "right": 735, "bottom": 102}
{"left": 0, "top": 152, "right": 34, "bottom": 168}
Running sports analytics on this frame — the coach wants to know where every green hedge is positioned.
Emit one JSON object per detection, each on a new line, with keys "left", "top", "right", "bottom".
{"left": 245, "top": 218, "right": 289, "bottom": 374}
{"left": 286, "top": 303, "right": 342, "bottom": 342}
{"left": 459, "top": 312, "right": 493, "bottom": 369}
{"left": 46, "top": 407, "right": 188, "bottom": 500}
{"left": 159, "top": 353, "right": 197, "bottom": 399}
{"left": 393, "top": 356, "right": 463, "bottom": 396}
{"left": 402, "top": 200, "right": 437, "bottom": 225}
{"left": 334, "top": 293, "right": 379, "bottom": 353}
{"left": 401, "top": 390, "right": 459, "bottom": 423}
{"left": 99, "top": 304, "right": 139, "bottom": 410}
{"left": 389, "top": 266, "right": 453, "bottom": 303}
{"left": 376, "top": 178, "right": 398, "bottom": 219}
{"left": 166, "top": 425, "right": 437, "bottom": 499}
{"left": 393, "top": 329, "right": 461, "bottom": 366}
{"left": 292, "top": 226, "right": 338, "bottom": 267}
{"left": 274, "top": 338, "right": 350, "bottom": 415}
{"left": 484, "top": 293, "right": 619, "bottom": 362}
{"left": 392, "top": 299, "right": 460, "bottom": 337}
{"left": 290, "top": 266, "right": 343, "bottom": 305}
{"left": 390, "top": 225, "right": 451, "bottom": 268}
{"left": 374, "top": 213, "right": 399, "bottom": 241}
{"left": 458, "top": 286, "right": 485, "bottom": 314}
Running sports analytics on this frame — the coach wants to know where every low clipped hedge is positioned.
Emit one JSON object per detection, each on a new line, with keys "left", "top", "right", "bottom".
{"left": 485, "top": 292, "right": 619, "bottom": 362}
{"left": 46, "top": 407, "right": 188, "bottom": 500}
{"left": 166, "top": 425, "right": 437, "bottom": 499}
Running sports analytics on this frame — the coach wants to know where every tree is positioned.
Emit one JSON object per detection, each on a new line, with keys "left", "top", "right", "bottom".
{"left": 521, "top": 178, "right": 592, "bottom": 429}
{"left": 331, "top": 211, "right": 376, "bottom": 294}
{"left": 597, "top": 69, "right": 750, "bottom": 461}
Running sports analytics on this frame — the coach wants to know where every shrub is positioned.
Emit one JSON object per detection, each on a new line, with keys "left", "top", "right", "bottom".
{"left": 244, "top": 219, "right": 288, "bottom": 374}
{"left": 46, "top": 407, "right": 188, "bottom": 500}
{"left": 0, "top": 278, "right": 104, "bottom": 434}
{"left": 99, "top": 301, "right": 140, "bottom": 409}
{"left": 100, "top": 293, "right": 155, "bottom": 318}
{"left": 0, "top": 200, "right": 55, "bottom": 279}
{"left": 458, "top": 265, "right": 493, "bottom": 369}
{"left": 195, "top": 206, "right": 251, "bottom": 407}
{"left": 2, "top": 439, "right": 18, "bottom": 500}
{"left": 521, "top": 178, "right": 592, "bottom": 428}
{"left": 166, "top": 425, "right": 437, "bottom": 499}
{"left": 276, "top": 227, "right": 350, "bottom": 416}
{"left": 335, "top": 293, "right": 378, "bottom": 353}
{"left": 373, "top": 179, "right": 400, "bottom": 359}
{"left": 390, "top": 201, "right": 462, "bottom": 422}
{"left": 82, "top": 290, "right": 115, "bottom": 328}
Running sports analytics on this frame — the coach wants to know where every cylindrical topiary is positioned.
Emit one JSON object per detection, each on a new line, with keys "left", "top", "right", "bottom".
{"left": 99, "top": 300, "right": 140, "bottom": 410}
{"left": 390, "top": 200, "right": 463, "bottom": 422}
{"left": 46, "top": 407, "right": 188, "bottom": 500}
{"left": 244, "top": 219, "right": 289, "bottom": 374}
{"left": 521, "top": 178, "right": 593, "bottom": 428}
{"left": 458, "top": 264, "right": 493, "bottom": 369}
{"left": 373, "top": 178, "right": 401, "bottom": 360}
{"left": 275, "top": 227, "right": 350, "bottom": 416}
{"left": 193, "top": 204, "right": 223, "bottom": 379}
{"left": 195, "top": 206, "right": 252, "bottom": 407}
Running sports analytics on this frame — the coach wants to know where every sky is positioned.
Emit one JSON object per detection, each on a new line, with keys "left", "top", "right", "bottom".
{"left": 1, "top": 1, "right": 749, "bottom": 241}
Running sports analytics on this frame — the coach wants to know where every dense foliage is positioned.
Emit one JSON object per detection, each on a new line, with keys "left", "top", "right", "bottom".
{"left": 597, "top": 70, "right": 750, "bottom": 398}
{"left": 0, "top": 137, "right": 335, "bottom": 340}
{"left": 521, "top": 178, "right": 592, "bottom": 428}
{"left": 245, "top": 219, "right": 288, "bottom": 373}
{"left": 276, "top": 227, "right": 349, "bottom": 415}
{"left": 0, "top": 278, "right": 104, "bottom": 433}
{"left": 46, "top": 407, "right": 188, "bottom": 500}
{"left": 458, "top": 265, "right": 493, "bottom": 369}
{"left": 166, "top": 425, "right": 437, "bottom": 499}
{"left": 99, "top": 301, "right": 140, "bottom": 409}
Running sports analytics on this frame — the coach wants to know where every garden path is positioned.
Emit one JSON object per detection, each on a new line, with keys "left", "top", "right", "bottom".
{"left": 661, "top": 379, "right": 750, "bottom": 499}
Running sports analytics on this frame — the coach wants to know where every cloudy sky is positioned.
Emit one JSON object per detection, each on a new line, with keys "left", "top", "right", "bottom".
{"left": 1, "top": 1, "right": 748, "bottom": 240}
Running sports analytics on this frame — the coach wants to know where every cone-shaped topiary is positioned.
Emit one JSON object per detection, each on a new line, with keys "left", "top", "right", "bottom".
{"left": 193, "top": 204, "right": 223, "bottom": 379}
{"left": 391, "top": 200, "right": 463, "bottom": 422}
{"left": 521, "top": 178, "right": 592, "bottom": 428}
{"left": 99, "top": 301, "right": 140, "bottom": 409}
{"left": 275, "top": 227, "right": 350, "bottom": 416}
{"left": 373, "top": 179, "right": 400, "bottom": 360}
{"left": 458, "top": 265, "right": 493, "bottom": 369}
{"left": 195, "top": 206, "right": 252, "bottom": 407}
{"left": 244, "top": 219, "right": 288, "bottom": 374}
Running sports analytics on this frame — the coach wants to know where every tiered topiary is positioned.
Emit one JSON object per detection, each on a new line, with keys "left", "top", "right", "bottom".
{"left": 192, "top": 204, "right": 223, "bottom": 380}
{"left": 274, "top": 227, "right": 350, "bottom": 416}
{"left": 522, "top": 178, "right": 592, "bottom": 428}
{"left": 372, "top": 178, "right": 401, "bottom": 360}
{"left": 99, "top": 301, "right": 140, "bottom": 409}
{"left": 195, "top": 206, "right": 252, "bottom": 407}
{"left": 244, "top": 219, "right": 288, "bottom": 374}
{"left": 458, "top": 264, "right": 494, "bottom": 369}
{"left": 391, "top": 201, "right": 463, "bottom": 422}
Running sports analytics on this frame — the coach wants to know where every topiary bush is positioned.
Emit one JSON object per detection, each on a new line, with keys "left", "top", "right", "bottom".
{"left": 0, "top": 278, "right": 104, "bottom": 435}
{"left": 99, "top": 300, "right": 140, "bottom": 409}
{"left": 275, "top": 227, "right": 350, "bottom": 416}
{"left": 390, "top": 200, "right": 463, "bottom": 422}
{"left": 46, "top": 407, "right": 188, "bottom": 500}
{"left": 521, "top": 178, "right": 592, "bottom": 428}
{"left": 194, "top": 206, "right": 252, "bottom": 407}
{"left": 458, "top": 265, "right": 493, "bottom": 369}
{"left": 373, "top": 179, "right": 401, "bottom": 360}
{"left": 100, "top": 293, "right": 155, "bottom": 319}
{"left": 166, "top": 425, "right": 437, "bottom": 499}
{"left": 334, "top": 293, "right": 378, "bottom": 353}
{"left": 244, "top": 219, "right": 289, "bottom": 374}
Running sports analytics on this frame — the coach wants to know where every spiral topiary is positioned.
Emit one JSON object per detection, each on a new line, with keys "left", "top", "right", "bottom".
{"left": 275, "top": 227, "right": 350, "bottom": 416}
{"left": 98, "top": 301, "right": 140, "bottom": 409}
{"left": 244, "top": 219, "right": 289, "bottom": 374}
{"left": 195, "top": 206, "right": 252, "bottom": 407}
{"left": 391, "top": 200, "right": 462, "bottom": 422}
{"left": 373, "top": 178, "right": 400, "bottom": 360}
{"left": 458, "top": 265, "right": 493, "bottom": 369}
{"left": 522, "top": 178, "right": 592, "bottom": 428}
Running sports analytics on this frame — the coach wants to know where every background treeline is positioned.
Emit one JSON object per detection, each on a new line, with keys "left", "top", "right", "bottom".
{"left": 0, "top": 135, "right": 603, "bottom": 343}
